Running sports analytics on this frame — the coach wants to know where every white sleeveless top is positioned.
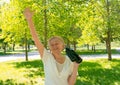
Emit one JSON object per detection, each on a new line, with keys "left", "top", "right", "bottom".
{"left": 56, "top": 59, "right": 65, "bottom": 72}
{"left": 42, "top": 48, "right": 73, "bottom": 85}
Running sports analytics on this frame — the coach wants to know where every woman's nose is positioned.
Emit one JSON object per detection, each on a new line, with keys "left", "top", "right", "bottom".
{"left": 51, "top": 44, "right": 56, "bottom": 48}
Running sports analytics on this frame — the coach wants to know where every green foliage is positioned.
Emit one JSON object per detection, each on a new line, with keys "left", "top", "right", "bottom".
{"left": 0, "top": 0, "right": 120, "bottom": 52}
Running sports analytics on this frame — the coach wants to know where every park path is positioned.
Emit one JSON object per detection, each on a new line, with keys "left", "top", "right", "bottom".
{"left": 0, "top": 48, "right": 120, "bottom": 62}
{"left": 0, "top": 52, "right": 40, "bottom": 62}
{"left": 82, "top": 47, "right": 120, "bottom": 59}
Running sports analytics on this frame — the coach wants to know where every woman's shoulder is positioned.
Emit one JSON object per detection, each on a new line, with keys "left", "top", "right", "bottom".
{"left": 65, "top": 55, "right": 73, "bottom": 64}
{"left": 42, "top": 48, "right": 53, "bottom": 62}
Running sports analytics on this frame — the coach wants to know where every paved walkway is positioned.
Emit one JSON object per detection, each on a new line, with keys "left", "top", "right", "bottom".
{"left": 81, "top": 54, "right": 120, "bottom": 60}
{"left": 0, "top": 52, "right": 40, "bottom": 62}
{"left": 0, "top": 50, "right": 120, "bottom": 62}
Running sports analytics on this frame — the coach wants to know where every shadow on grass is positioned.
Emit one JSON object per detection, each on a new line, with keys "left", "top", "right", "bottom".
{"left": 76, "top": 59, "right": 120, "bottom": 85}
{"left": 0, "top": 79, "right": 25, "bottom": 85}
{"left": 3, "top": 59, "right": 120, "bottom": 85}
{"left": 13, "top": 60, "right": 44, "bottom": 77}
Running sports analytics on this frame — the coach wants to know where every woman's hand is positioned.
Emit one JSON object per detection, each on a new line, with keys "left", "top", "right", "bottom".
{"left": 24, "top": 8, "right": 33, "bottom": 21}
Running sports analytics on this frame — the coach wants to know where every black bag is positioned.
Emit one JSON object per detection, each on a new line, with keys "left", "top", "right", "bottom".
{"left": 65, "top": 47, "right": 82, "bottom": 64}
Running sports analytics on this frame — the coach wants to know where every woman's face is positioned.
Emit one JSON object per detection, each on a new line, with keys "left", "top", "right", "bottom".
{"left": 49, "top": 38, "right": 64, "bottom": 54}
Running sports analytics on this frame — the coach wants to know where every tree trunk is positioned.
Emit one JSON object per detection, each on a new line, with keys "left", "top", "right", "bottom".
{"left": 107, "top": 31, "right": 112, "bottom": 60}
{"left": 25, "top": 29, "right": 28, "bottom": 61}
{"left": 12, "top": 42, "right": 15, "bottom": 51}
{"left": 92, "top": 45, "right": 93, "bottom": 51}
{"left": 92, "top": 45, "right": 96, "bottom": 52}
{"left": 43, "top": 0, "right": 48, "bottom": 48}
{"left": 87, "top": 44, "right": 89, "bottom": 50}
{"left": 105, "top": 39, "right": 108, "bottom": 53}
{"left": 66, "top": 39, "right": 70, "bottom": 48}
{"left": 73, "top": 41, "right": 76, "bottom": 51}
{"left": 106, "top": 0, "right": 112, "bottom": 60}
{"left": 28, "top": 43, "right": 30, "bottom": 51}
{"left": 3, "top": 43, "right": 7, "bottom": 54}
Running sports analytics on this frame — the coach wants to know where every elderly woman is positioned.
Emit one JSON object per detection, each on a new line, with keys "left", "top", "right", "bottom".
{"left": 24, "top": 8, "right": 79, "bottom": 85}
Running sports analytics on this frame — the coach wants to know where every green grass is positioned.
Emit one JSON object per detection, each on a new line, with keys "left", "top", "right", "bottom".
{"left": 0, "top": 59, "right": 44, "bottom": 85}
{"left": 76, "top": 59, "right": 120, "bottom": 85}
{"left": 0, "top": 59, "right": 120, "bottom": 85}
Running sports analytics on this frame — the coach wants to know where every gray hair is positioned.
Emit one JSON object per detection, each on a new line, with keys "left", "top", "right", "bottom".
{"left": 48, "top": 36, "right": 65, "bottom": 46}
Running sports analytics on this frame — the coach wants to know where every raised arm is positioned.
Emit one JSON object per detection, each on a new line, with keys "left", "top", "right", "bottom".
{"left": 24, "top": 8, "right": 44, "bottom": 58}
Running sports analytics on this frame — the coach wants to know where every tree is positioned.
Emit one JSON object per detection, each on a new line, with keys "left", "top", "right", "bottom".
{"left": 99, "top": 0, "right": 120, "bottom": 60}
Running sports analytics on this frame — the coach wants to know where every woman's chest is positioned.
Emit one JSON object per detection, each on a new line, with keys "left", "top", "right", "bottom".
{"left": 44, "top": 57, "right": 71, "bottom": 78}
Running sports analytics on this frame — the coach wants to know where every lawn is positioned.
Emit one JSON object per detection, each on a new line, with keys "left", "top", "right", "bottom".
{"left": 0, "top": 59, "right": 120, "bottom": 85}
